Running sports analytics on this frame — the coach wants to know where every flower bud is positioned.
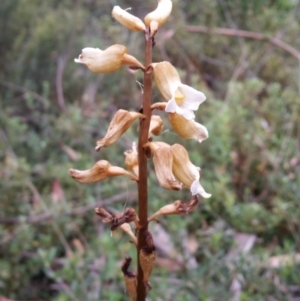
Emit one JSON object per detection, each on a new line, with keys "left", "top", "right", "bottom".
{"left": 169, "top": 113, "right": 208, "bottom": 142}
{"left": 149, "top": 115, "right": 163, "bottom": 136}
{"left": 144, "top": 0, "right": 172, "bottom": 29}
{"left": 69, "top": 160, "right": 138, "bottom": 183}
{"left": 145, "top": 142, "right": 183, "bottom": 191}
{"left": 112, "top": 6, "right": 146, "bottom": 31}
{"left": 124, "top": 142, "right": 139, "bottom": 176}
{"left": 121, "top": 257, "right": 137, "bottom": 301}
{"left": 171, "top": 144, "right": 211, "bottom": 198}
{"left": 148, "top": 195, "right": 200, "bottom": 221}
{"left": 96, "top": 110, "right": 145, "bottom": 151}
{"left": 75, "top": 45, "right": 144, "bottom": 73}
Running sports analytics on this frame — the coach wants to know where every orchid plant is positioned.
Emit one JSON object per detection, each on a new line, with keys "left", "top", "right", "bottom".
{"left": 71, "top": 1, "right": 211, "bottom": 300}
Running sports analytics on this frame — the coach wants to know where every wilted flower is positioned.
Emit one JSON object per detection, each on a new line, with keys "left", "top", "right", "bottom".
{"left": 112, "top": 6, "right": 145, "bottom": 31}
{"left": 75, "top": 44, "right": 144, "bottom": 73}
{"left": 124, "top": 142, "right": 139, "bottom": 176}
{"left": 144, "top": 0, "right": 172, "bottom": 35}
{"left": 171, "top": 144, "right": 211, "bottom": 198}
{"left": 69, "top": 160, "right": 138, "bottom": 183}
{"left": 152, "top": 61, "right": 206, "bottom": 120}
{"left": 95, "top": 110, "right": 145, "bottom": 151}
{"left": 149, "top": 115, "right": 163, "bottom": 137}
{"left": 119, "top": 223, "right": 138, "bottom": 245}
{"left": 144, "top": 141, "right": 183, "bottom": 191}
{"left": 139, "top": 231, "right": 156, "bottom": 291}
{"left": 121, "top": 257, "right": 137, "bottom": 301}
{"left": 148, "top": 195, "right": 200, "bottom": 221}
{"left": 95, "top": 208, "right": 138, "bottom": 245}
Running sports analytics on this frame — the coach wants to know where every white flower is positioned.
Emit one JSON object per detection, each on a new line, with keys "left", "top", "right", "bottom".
{"left": 152, "top": 61, "right": 206, "bottom": 120}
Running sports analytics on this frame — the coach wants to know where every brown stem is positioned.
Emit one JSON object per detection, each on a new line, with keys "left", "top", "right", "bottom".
{"left": 137, "top": 27, "right": 153, "bottom": 300}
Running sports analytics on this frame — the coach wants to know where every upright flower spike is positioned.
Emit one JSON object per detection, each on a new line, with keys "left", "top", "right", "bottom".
{"left": 152, "top": 61, "right": 206, "bottom": 120}
{"left": 69, "top": 160, "right": 138, "bottom": 183}
{"left": 139, "top": 231, "right": 156, "bottom": 291}
{"left": 144, "top": 141, "right": 183, "bottom": 191}
{"left": 124, "top": 142, "right": 139, "bottom": 176}
{"left": 121, "top": 257, "right": 137, "bottom": 301}
{"left": 112, "top": 6, "right": 146, "bottom": 32}
{"left": 95, "top": 110, "right": 145, "bottom": 151}
{"left": 74, "top": 45, "right": 144, "bottom": 73}
{"left": 144, "top": 0, "right": 172, "bottom": 35}
{"left": 171, "top": 144, "right": 211, "bottom": 198}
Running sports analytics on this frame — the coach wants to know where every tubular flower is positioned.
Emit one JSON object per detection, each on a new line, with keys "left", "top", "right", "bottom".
{"left": 69, "top": 160, "right": 138, "bottom": 183}
{"left": 152, "top": 61, "right": 206, "bottom": 120}
{"left": 150, "top": 102, "right": 208, "bottom": 142}
{"left": 121, "top": 257, "right": 137, "bottom": 301}
{"left": 170, "top": 144, "right": 211, "bottom": 198}
{"left": 95, "top": 110, "right": 145, "bottom": 151}
{"left": 144, "top": 0, "right": 172, "bottom": 33}
{"left": 112, "top": 6, "right": 146, "bottom": 31}
{"left": 169, "top": 113, "right": 208, "bottom": 142}
{"left": 145, "top": 142, "right": 183, "bottom": 191}
{"left": 149, "top": 115, "right": 163, "bottom": 137}
{"left": 124, "top": 142, "right": 139, "bottom": 176}
{"left": 139, "top": 231, "right": 156, "bottom": 291}
{"left": 74, "top": 45, "right": 144, "bottom": 73}
{"left": 148, "top": 196, "right": 200, "bottom": 222}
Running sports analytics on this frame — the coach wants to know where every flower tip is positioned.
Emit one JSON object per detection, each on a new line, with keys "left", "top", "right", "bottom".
{"left": 165, "top": 98, "right": 177, "bottom": 113}
{"left": 191, "top": 180, "right": 211, "bottom": 198}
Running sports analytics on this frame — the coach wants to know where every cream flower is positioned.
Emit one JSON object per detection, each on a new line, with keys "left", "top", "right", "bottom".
{"left": 69, "top": 160, "right": 138, "bottom": 183}
{"left": 144, "top": 0, "right": 172, "bottom": 34}
{"left": 112, "top": 6, "right": 146, "bottom": 31}
{"left": 170, "top": 144, "right": 211, "bottom": 198}
{"left": 145, "top": 141, "right": 183, "bottom": 191}
{"left": 169, "top": 113, "right": 208, "bottom": 142}
{"left": 152, "top": 61, "right": 206, "bottom": 120}
{"left": 151, "top": 102, "right": 208, "bottom": 142}
{"left": 95, "top": 110, "right": 144, "bottom": 151}
{"left": 75, "top": 44, "right": 144, "bottom": 73}
{"left": 124, "top": 142, "right": 139, "bottom": 176}
{"left": 149, "top": 115, "right": 163, "bottom": 137}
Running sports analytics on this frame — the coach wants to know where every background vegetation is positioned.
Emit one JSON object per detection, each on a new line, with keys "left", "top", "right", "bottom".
{"left": 0, "top": 0, "right": 299, "bottom": 300}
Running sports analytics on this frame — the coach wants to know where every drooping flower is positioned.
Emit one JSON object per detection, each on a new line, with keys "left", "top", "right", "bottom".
{"left": 169, "top": 113, "right": 208, "bottom": 142}
{"left": 151, "top": 102, "right": 208, "bottom": 142}
{"left": 74, "top": 45, "right": 144, "bottom": 73}
{"left": 170, "top": 144, "right": 211, "bottom": 198}
{"left": 124, "top": 142, "right": 139, "bottom": 176}
{"left": 148, "top": 195, "right": 200, "bottom": 222}
{"left": 139, "top": 231, "right": 156, "bottom": 291}
{"left": 152, "top": 61, "right": 206, "bottom": 120}
{"left": 149, "top": 115, "right": 163, "bottom": 137}
{"left": 95, "top": 110, "right": 144, "bottom": 151}
{"left": 69, "top": 160, "right": 138, "bottom": 183}
{"left": 144, "top": 0, "right": 172, "bottom": 35}
{"left": 121, "top": 257, "right": 137, "bottom": 301}
{"left": 144, "top": 141, "right": 183, "bottom": 191}
{"left": 112, "top": 6, "right": 146, "bottom": 31}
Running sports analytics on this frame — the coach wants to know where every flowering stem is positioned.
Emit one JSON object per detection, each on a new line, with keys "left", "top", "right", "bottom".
{"left": 137, "top": 27, "right": 153, "bottom": 300}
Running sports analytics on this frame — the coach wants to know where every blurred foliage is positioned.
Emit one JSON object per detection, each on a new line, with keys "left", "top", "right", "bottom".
{"left": 0, "top": 0, "right": 300, "bottom": 300}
